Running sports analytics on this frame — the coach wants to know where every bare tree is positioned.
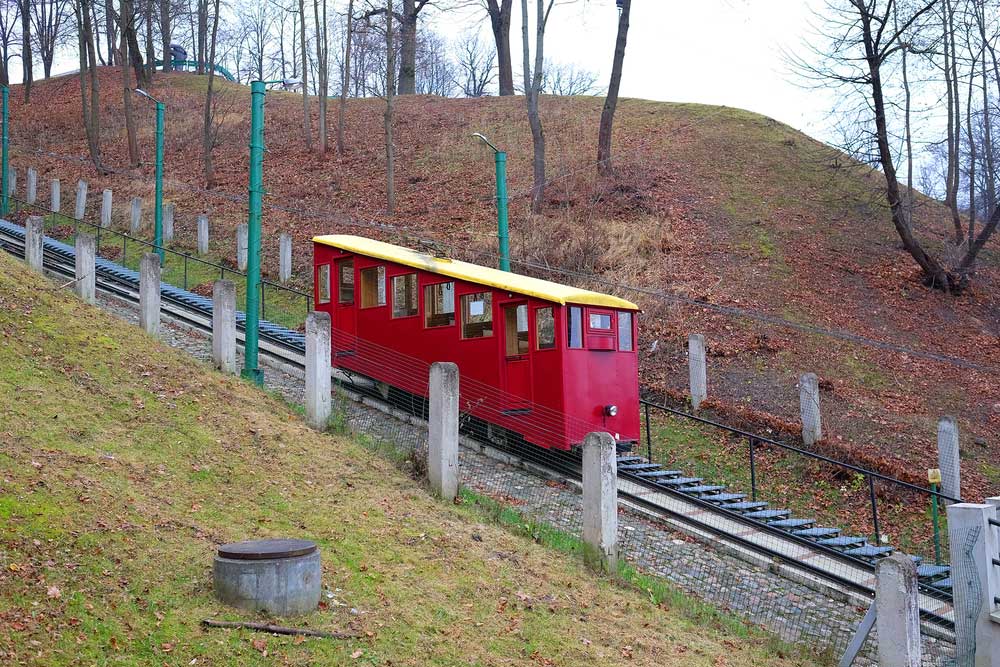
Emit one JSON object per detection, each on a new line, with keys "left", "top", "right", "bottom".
{"left": 337, "top": 0, "right": 353, "bottom": 153}
{"left": 385, "top": 0, "right": 395, "bottom": 213}
{"left": 143, "top": 0, "right": 153, "bottom": 78}
{"left": 31, "top": 0, "right": 70, "bottom": 79}
{"left": 0, "top": 1, "right": 20, "bottom": 87}
{"left": 202, "top": 0, "right": 220, "bottom": 187}
{"left": 313, "top": 0, "right": 328, "bottom": 152}
{"left": 120, "top": 0, "right": 140, "bottom": 167}
{"left": 484, "top": 0, "right": 512, "bottom": 95}
{"left": 75, "top": 0, "right": 103, "bottom": 171}
{"left": 414, "top": 27, "right": 454, "bottom": 95}
{"left": 299, "top": 0, "right": 311, "bottom": 150}
{"left": 541, "top": 61, "right": 600, "bottom": 95}
{"left": 455, "top": 30, "right": 495, "bottom": 97}
{"left": 158, "top": 0, "right": 169, "bottom": 69}
{"left": 597, "top": 0, "right": 629, "bottom": 176}
{"left": 18, "top": 0, "right": 30, "bottom": 101}
{"left": 521, "top": 0, "right": 556, "bottom": 213}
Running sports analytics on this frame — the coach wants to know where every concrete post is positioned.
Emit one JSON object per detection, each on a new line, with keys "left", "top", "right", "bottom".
{"left": 50, "top": 179, "right": 60, "bottom": 213}
{"left": 236, "top": 223, "right": 248, "bottom": 272}
{"left": 428, "top": 362, "right": 460, "bottom": 501}
{"left": 8, "top": 167, "right": 16, "bottom": 196}
{"left": 279, "top": 233, "right": 292, "bottom": 283}
{"left": 197, "top": 215, "right": 209, "bottom": 254}
{"left": 139, "top": 253, "right": 161, "bottom": 336}
{"left": 937, "top": 416, "right": 961, "bottom": 503}
{"left": 74, "top": 180, "right": 88, "bottom": 220}
{"left": 875, "top": 553, "right": 922, "bottom": 667}
{"left": 799, "top": 372, "right": 822, "bottom": 446}
{"left": 130, "top": 197, "right": 143, "bottom": 234}
{"left": 26, "top": 168, "right": 36, "bottom": 204}
{"left": 163, "top": 203, "right": 174, "bottom": 244}
{"left": 304, "top": 311, "right": 332, "bottom": 430}
{"left": 947, "top": 502, "right": 1000, "bottom": 667}
{"left": 74, "top": 232, "right": 96, "bottom": 305}
{"left": 582, "top": 431, "right": 618, "bottom": 573}
{"left": 24, "top": 215, "right": 44, "bottom": 272}
{"left": 688, "top": 333, "right": 707, "bottom": 411}
{"left": 100, "top": 189, "right": 112, "bottom": 228}
{"left": 212, "top": 280, "right": 237, "bottom": 375}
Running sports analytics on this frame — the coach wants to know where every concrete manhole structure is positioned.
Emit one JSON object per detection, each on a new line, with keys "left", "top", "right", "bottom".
{"left": 213, "top": 538, "right": 322, "bottom": 616}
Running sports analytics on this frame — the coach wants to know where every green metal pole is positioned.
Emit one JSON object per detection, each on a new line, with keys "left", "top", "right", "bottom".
{"left": 153, "top": 101, "right": 165, "bottom": 264}
{"left": 241, "top": 81, "right": 265, "bottom": 386}
{"left": 931, "top": 481, "right": 941, "bottom": 566}
{"left": 495, "top": 150, "right": 510, "bottom": 272}
{"left": 1, "top": 86, "right": 9, "bottom": 217}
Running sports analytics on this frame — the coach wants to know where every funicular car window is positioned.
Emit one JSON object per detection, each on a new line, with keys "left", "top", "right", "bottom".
{"left": 567, "top": 306, "right": 583, "bottom": 348}
{"left": 618, "top": 312, "right": 634, "bottom": 351}
{"left": 360, "top": 266, "right": 386, "bottom": 308}
{"left": 535, "top": 307, "right": 555, "bottom": 350}
{"left": 424, "top": 282, "right": 455, "bottom": 327}
{"left": 460, "top": 292, "right": 493, "bottom": 339}
{"left": 317, "top": 264, "right": 331, "bottom": 304}
{"left": 505, "top": 304, "right": 529, "bottom": 356}
{"left": 338, "top": 260, "right": 354, "bottom": 304}
{"left": 392, "top": 273, "right": 418, "bottom": 317}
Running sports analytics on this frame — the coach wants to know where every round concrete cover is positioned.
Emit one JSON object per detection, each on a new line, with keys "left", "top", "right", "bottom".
{"left": 217, "top": 538, "right": 317, "bottom": 561}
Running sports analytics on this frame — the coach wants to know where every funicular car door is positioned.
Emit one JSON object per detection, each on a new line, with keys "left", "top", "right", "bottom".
{"left": 333, "top": 258, "right": 357, "bottom": 355}
{"left": 501, "top": 301, "right": 532, "bottom": 409}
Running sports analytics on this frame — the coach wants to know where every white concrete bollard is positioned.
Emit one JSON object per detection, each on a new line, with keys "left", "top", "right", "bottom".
{"left": 428, "top": 362, "right": 460, "bottom": 501}
{"left": 50, "top": 179, "right": 60, "bottom": 213}
{"left": 74, "top": 232, "right": 96, "bottom": 305}
{"left": 937, "top": 416, "right": 961, "bottom": 503}
{"left": 305, "top": 311, "right": 332, "bottom": 430}
{"left": 236, "top": 223, "right": 248, "bottom": 272}
{"left": 74, "top": 180, "right": 88, "bottom": 220}
{"left": 139, "top": 253, "right": 161, "bottom": 336}
{"left": 688, "top": 333, "right": 707, "bottom": 411}
{"left": 875, "top": 553, "right": 922, "bottom": 667}
{"left": 947, "top": 502, "right": 1000, "bottom": 667}
{"left": 163, "top": 203, "right": 174, "bottom": 244}
{"left": 197, "top": 215, "right": 209, "bottom": 254}
{"left": 212, "top": 280, "right": 237, "bottom": 375}
{"left": 26, "top": 168, "right": 36, "bottom": 204}
{"left": 100, "top": 189, "right": 112, "bottom": 228}
{"left": 799, "top": 372, "right": 822, "bottom": 446}
{"left": 582, "top": 431, "right": 618, "bottom": 573}
{"left": 130, "top": 197, "right": 142, "bottom": 234}
{"left": 24, "top": 216, "right": 44, "bottom": 272}
{"left": 279, "top": 233, "right": 292, "bottom": 283}
{"left": 8, "top": 166, "right": 16, "bottom": 196}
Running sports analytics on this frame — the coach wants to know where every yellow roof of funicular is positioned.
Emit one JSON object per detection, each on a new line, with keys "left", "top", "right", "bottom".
{"left": 312, "top": 234, "right": 640, "bottom": 310}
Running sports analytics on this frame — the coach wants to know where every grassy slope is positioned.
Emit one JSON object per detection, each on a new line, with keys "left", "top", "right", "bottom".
{"left": 0, "top": 251, "right": 819, "bottom": 666}
{"left": 8, "top": 70, "right": 999, "bottom": 495}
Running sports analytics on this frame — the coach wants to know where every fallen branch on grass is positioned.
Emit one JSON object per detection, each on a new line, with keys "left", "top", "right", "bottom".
{"left": 200, "top": 619, "right": 359, "bottom": 639}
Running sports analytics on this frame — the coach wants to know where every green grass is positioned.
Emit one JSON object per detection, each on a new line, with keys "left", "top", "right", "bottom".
{"left": 0, "top": 251, "right": 826, "bottom": 667}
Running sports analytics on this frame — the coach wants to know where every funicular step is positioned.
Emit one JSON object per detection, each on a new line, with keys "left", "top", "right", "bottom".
{"left": 844, "top": 545, "right": 894, "bottom": 559}
{"left": 744, "top": 509, "right": 791, "bottom": 521}
{"left": 616, "top": 456, "right": 645, "bottom": 465}
{"left": 701, "top": 493, "right": 746, "bottom": 503}
{"left": 721, "top": 501, "right": 769, "bottom": 512}
{"left": 769, "top": 518, "right": 815, "bottom": 530}
{"left": 681, "top": 485, "right": 727, "bottom": 494}
{"left": 793, "top": 527, "right": 839, "bottom": 539}
{"left": 657, "top": 477, "right": 704, "bottom": 487}
{"left": 618, "top": 463, "right": 662, "bottom": 472}
{"left": 636, "top": 469, "right": 683, "bottom": 479}
{"left": 930, "top": 577, "right": 952, "bottom": 592}
{"left": 816, "top": 535, "right": 866, "bottom": 548}
{"left": 916, "top": 565, "right": 950, "bottom": 579}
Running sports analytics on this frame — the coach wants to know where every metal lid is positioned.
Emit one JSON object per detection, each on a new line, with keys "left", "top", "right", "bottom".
{"left": 217, "top": 538, "right": 317, "bottom": 561}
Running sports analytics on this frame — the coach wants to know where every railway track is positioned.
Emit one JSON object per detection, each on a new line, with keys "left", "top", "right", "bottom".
{"left": 0, "top": 219, "right": 957, "bottom": 634}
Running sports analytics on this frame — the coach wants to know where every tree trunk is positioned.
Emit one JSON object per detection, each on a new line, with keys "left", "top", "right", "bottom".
{"left": 384, "top": 0, "right": 395, "bottom": 214}
{"left": 313, "top": 0, "right": 328, "bottom": 153}
{"left": 397, "top": 0, "right": 415, "bottom": 95}
{"left": 202, "top": 0, "right": 220, "bottom": 187}
{"left": 20, "top": 0, "right": 31, "bottom": 103}
{"left": 597, "top": 0, "right": 629, "bottom": 177}
{"left": 77, "top": 0, "right": 103, "bottom": 172}
{"left": 299, "top": 0, "right": 311, "bottom": 150}
{"left": 337, "top": 0, "right": 353, "bottom": 154}
{"left": 125, "top": 4, "right": 147, "bottom": 87}
{"left": 486, "top": 0, "right": 513, "bottom": 96}
{"left": 196, "top": 0, "right": 207, "bottom": 73}
{"left": 121, "top": 0, "right": 140, "bottom": 167}
{"left": 159, "top": 0, "right": 170, "bottom": 70}
{"left": 144, "top": 0, "right": 154, "bottom": 78}
{"left": 522, "top": 0, "right": 549, "bottom": 214}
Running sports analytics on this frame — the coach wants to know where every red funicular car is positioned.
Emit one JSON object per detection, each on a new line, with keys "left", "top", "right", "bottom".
{"left": 312, "top": 235, "right": 641, "bottom": 451}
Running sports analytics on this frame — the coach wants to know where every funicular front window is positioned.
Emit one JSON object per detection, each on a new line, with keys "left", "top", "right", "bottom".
{"left": 338, "top": 260, "right": 355, "bottom": 304}
{"left": 392, "top": 273, "right": 418, "bottom": 317}
{"left": 424, "top": 282, "right": 455, "bottom": 327}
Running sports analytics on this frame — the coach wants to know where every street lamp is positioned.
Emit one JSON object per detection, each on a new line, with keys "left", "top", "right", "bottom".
{"left": 472, "top": 133, "right": 510, "bottom": 272}
{"left": 1, "top": 85, "right": 9, "bottom": 218}
{"left": 135, "top": 88, "right": 165, "bottom": 265}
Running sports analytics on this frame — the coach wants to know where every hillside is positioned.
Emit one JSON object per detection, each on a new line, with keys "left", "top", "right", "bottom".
{"left": 7, "top": 68, "right": 999, "bottom": 498}
{"left": 0, "top": 251, "right": 825, "bottom": 665}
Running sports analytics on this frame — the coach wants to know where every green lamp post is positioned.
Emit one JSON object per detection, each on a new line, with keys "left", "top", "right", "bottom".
{"left": 135, "top": 89, "right": 165, "bottom": 264}
{"left": 1, "top": 85, "right": 9, "bottom": 217}
{"left": 242, "top": 78, "right": 302, "bottom": 387}
{"left": 473, "top": 133, "right": 510, "bottom": 272}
